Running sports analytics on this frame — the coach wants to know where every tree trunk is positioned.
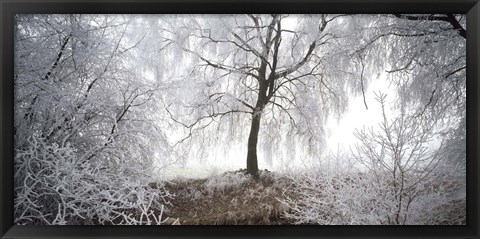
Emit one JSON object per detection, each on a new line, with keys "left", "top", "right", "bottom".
{"left": 246, "top": 110, "right": 262, "bottom": 178}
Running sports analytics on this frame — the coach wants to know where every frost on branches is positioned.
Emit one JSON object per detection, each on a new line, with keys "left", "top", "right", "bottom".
{"left": 281, "top": 93, "right": 465, "bottom": 225}
{"left": 14, "top": 15, "right": 175, "bottom": 225}
{"left": 12, "top": 14, "right": 466, "bottom": 225}
{"left": 14, "top": 136, "right": 173, "bottom": 225}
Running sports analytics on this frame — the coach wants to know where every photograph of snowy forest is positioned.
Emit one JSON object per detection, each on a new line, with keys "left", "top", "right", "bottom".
{"left": 14, "top": 14, "right": 466, "bottom": 225}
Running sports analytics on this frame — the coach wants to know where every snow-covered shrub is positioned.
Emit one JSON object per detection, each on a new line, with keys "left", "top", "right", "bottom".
{"left": 281, "top": 168, "right": 461, "bottom": 225}
{"left": 282, "top": 170, "right": 382, "bottom": 225}
{"left": 14, "top": 15, "right": 177, "bottom": 225}
{"left": 281, "top": 93, "right": 465, "bottom": 225}
{"left": 14, "top": 136, "right": 172, "bottom": 225}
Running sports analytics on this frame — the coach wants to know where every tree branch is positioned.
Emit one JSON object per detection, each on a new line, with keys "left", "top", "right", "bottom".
{"left": 185, "top": 48, "right": 259, "bottom": 79}
{"left": 394, "top": 14, "right": 466, "bottom": 39}
{"left": 274, "top": 40, "right": 316, "bottom": 80}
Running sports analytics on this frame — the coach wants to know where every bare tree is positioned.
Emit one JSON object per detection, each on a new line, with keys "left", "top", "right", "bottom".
{"left": 352, "top": 92, "right": 449, "bottom": 224}
{"left": 166, "top": 14, "right": 358, "bottom": 177}
{"left": 282, "top": 92, "right": 461, "bottom": 225}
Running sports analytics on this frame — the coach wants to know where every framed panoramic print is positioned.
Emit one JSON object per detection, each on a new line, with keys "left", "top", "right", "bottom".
{"left": 1, "top": 0, "right": 479, "bottom": 239}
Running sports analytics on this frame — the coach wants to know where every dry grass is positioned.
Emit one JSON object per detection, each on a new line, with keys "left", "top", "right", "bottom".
{"left": 161, "top": 169, "right": 295, "bottom": 225}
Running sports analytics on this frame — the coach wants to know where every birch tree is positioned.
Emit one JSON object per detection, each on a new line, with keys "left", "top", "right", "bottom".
{"left": 166, "top": 14, "right": 363, "bottom": 177}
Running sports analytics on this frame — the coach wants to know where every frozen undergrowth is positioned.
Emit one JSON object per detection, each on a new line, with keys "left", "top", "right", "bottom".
{"left": 14, "top": 135, "right": 464, "bottom": 226}
{"left": 14, "top": 136, "right": 173, "bottom": 225}
{"left": 280, "top": 169, "right": 465, "bottom": 225}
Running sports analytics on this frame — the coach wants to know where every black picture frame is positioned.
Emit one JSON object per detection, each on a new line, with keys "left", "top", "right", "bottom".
{"left": 1, "top": 0, "right": 479, "bottom": 238}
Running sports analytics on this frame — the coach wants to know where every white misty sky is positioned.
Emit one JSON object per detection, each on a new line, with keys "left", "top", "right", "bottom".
{"left": 326, "top": 72, "right": 395, "bottom": 151}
